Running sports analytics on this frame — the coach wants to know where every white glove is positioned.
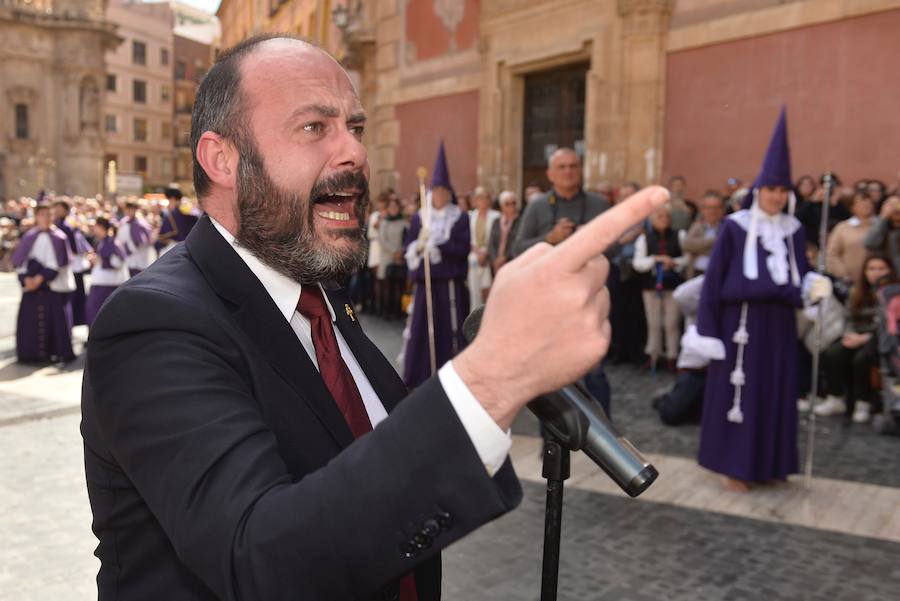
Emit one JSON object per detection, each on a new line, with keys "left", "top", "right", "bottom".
{"left": 808, "top": 275, "right": 833, "bottom": 303}
{"left": 416, "top": 226, "right": 430, "bottom": 253}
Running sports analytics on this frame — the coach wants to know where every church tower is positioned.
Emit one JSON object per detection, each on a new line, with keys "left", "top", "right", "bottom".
{"left": 0, "top": 0, "right": 120, "bottom": 198}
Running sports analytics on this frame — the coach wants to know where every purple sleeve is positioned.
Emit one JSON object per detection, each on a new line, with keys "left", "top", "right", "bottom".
{"left": 404, "top": 214, "right": 421, "bottom": 247}
{"left": 11, "top": 230, "right": 37, "bottom": 267}
{"left": 789, "top": 226, "right": 811, "bottom": 306}
{"left": 19, "top": 259, "right": 57, "bottom": 287}
{"left": 75, "top": 230, "right": 93, "bottom": 255}
{"left": 131, "top": 220, "right": 150, "bottom": 247}
{"left": 437, "top": 212, "right": 471, "bottom": 260}
{"left": 97, "top": 240, "right": 115, "bottom": 260}
{"left": 696, "top": 222, "right": 734, "bottom": 340}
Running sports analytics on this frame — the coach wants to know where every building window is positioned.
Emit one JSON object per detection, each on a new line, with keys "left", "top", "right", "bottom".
{"left": 175, "top": 60, "right": 186, "bottom": 80}
{"left": 160, "top": 48, "right": 169, "bottom": 66}
{"left": 134, "top": 117, "right": 148, "bottom": 142}
{"left": 106, "top": 74, "right": 117, "bottom": 92}
{"left": 161, "top": 157, "right": 173, "bottom": 177}
{"left": 161, "top": 84, "right": 171, "bottom": 103}
{"left": 133, "top": 40, "right": 146, "bottom": 65}
{"left": 135, "top": 155, "right": 148, "bottom": 174}
{"left": 14, "top": 104, "right": 29, "bottom": 139}
{"left": 105, "top": 114, "right": 117, "bottom": 133}
{"left": 133, "top": 79, "right": 147, "bottom": 103}
{"left": 161, "top": 121, "right": 172, "bottom": 140}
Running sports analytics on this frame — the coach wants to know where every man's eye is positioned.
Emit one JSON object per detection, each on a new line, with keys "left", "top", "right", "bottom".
{"left": 302, "top": 122, "right": 324, "bottom": 134}
{"left": 350, "top": 125, "right": 365, "bottom": 139}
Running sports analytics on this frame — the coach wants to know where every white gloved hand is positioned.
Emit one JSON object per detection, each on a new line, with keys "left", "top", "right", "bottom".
{"left": 416, "top": 226, "right": 430, "bottom": 253}
{"left": 808, "top": 275, "right": 833, "bottom": 303}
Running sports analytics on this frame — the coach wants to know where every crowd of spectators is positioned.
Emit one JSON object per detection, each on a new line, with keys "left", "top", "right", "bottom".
{"left": 5, "top": 167, "right": 900, "bottom": 429}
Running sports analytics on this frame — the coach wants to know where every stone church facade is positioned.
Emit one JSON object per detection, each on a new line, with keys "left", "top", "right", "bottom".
{"left": 218, "top": 0, "right": 900, "bottom": 197}
{"left": 0, "top": 0, "right": 120, "bottom": 199}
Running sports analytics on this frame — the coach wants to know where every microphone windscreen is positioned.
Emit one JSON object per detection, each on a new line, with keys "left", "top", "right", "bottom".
{"left": 462, "top": 305, "right": 485, "bottom": 344}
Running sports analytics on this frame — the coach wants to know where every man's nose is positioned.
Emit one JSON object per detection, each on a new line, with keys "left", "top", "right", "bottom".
{"left": 332, "top": 128, "right": 367, "bottom": 170}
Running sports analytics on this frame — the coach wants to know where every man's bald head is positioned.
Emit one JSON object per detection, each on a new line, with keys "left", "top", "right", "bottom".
{"left": 548, "top": 147, "right": 579, "bottom": 169}
{"left": 546, "top": 147, "right": 582, "bottom": 197}
{"left": 190, "top": 34, "right": 345, "bottom": 198}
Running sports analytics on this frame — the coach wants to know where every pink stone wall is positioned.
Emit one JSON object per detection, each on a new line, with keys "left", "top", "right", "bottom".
{"left": 394, "top": 91, "right": 480, "bottom": 198}
{"left": 663, "top": 9, "right": 900, "bottom": 195}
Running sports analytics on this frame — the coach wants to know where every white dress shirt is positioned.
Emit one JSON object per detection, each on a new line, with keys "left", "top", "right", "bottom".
{"left": 210, "top": 218, "right": 511, "bottom": 475}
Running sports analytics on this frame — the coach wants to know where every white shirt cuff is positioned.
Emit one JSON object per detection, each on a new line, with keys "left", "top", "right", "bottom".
{"left": 438, "top": 362, "right": 512, "bottom": 477}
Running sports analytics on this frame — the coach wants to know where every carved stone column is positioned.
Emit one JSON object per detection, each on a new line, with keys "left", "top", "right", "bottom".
{"left": 614, "top": 0, "right": 672, "bottom": 185}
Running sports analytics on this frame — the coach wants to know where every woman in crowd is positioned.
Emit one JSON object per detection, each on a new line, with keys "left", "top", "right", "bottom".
{"left": 826, "top": 191, "right": 876, "bottom": 286}
{"left": 85, "top": 217, "right": 130, "bottom": 327}
{"left": 818, "top": 254, "right": 896, "bottom": 422}
{"left": 364, "top": 193, "right": 386, "bottom": 314}
{"left": 377, "top": 196, "right": 408, "bottom": 319}
{"left": 633, "top": 205, "right": 685, "bottom": 371}
{"left": 467, "top": 187, "right": 499, "bottom": 307}
{"left": 796, "top": 173, "right": 850, "bottom": 246}
{"left": 864, "top": 194, "right": 900, "bottom": 275}
{"left": 795, "top": 175, "right": 818, "bottom": 204}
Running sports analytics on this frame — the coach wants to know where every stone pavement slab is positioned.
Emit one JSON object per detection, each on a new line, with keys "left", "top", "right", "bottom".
{"left": 509, "top": 435, "right": 900, "bottom": 543}
{"left": 512, "top": 365, "right": 900, "bottom": 489}
{"left": 0, "top": 413, "right": 98, "bottom": 601}
{"left": 441, "top": 480, "right": 900, "bottom": 601}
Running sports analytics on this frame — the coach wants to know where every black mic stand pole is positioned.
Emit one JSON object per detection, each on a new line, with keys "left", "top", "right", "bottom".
{"left": 540, "top": 432, "right": 572, "bottom": 601}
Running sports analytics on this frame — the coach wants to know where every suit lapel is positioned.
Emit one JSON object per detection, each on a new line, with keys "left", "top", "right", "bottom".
{"left": 186, "top": 217, "right": 354, "bottom": 448}
{"left": 324, "top": 286, "right": 409, "bottom": 414}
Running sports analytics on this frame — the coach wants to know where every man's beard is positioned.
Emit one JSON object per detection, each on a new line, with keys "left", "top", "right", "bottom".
{"left": 234, "top": 137, "right": 369, "bottom": 285}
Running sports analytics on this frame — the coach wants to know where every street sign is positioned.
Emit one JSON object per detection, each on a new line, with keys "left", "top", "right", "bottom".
{"left": 114, "top": 173, "right": 143, "bottom": 196}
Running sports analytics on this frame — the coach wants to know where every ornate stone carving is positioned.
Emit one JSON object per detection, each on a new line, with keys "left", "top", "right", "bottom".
{"left": 433, "top": 0, "right": 464, "bottom": 34}
{"left": 616, "top": 0, "right": 674, "bottom": 17}
{"left": 6, "top": 86, "right": 38, "bottom": 105}
{"left": 79, "top": 76, "right": 100, "bottom": 132}
{"left": 618, "top": 0, "right": 673, "bottom": 36}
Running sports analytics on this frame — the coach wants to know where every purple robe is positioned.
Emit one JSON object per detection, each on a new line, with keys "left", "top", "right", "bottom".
{"left": 402, "top": 209, "right": 471, "bottom": 388}
{"left": 86, "top": 238, "right": 129, "bottom": 326}
{"left": 55, "top": 217, "right": 92, "bottom": 325}
{"left": 696, "top": 216, "right": 810, "bottom": 481}
{"left": 120, "top": 216, "right": 151, "bottom": 249}
{"left": 13, "top": 228, "right": 75, "bottom": 363}
{"left": 156, "top": 208, "right": 200, "bottom": 252}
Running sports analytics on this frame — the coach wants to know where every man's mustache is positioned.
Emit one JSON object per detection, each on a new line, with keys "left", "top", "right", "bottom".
{"left": 309, "top": 170, "right": 369, "bottom": 204}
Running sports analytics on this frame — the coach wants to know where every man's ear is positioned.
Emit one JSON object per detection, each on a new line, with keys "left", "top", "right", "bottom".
{"left": 196, "top": 131, "right": 238, "bottom": 191}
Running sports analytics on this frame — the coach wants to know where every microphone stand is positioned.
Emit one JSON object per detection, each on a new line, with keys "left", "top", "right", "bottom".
{"left": 540, "top": 432, "right": 572, "bottom": 601}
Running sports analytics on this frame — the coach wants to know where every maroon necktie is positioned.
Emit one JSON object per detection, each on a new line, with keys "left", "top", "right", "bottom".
{"left": 296, "top": 286, "right": 418, "bottom": 600}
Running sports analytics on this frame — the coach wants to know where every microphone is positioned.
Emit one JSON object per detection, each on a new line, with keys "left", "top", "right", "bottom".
{"left": 462, "top": 306, "right": 658, "bottom": 497}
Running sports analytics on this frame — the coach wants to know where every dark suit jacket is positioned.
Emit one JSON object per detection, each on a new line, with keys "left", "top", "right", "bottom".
{"left": 81, "top": 216, "right": 522, "bottom": 601}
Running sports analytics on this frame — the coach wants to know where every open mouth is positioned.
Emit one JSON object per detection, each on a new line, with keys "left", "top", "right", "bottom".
{"left": 312, "top": 190, "right": 359, "bottom": 223}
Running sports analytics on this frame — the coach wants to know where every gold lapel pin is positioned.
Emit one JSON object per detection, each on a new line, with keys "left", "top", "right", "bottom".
{"left": 345, "top": 304, "right": 356, "bottom": 322}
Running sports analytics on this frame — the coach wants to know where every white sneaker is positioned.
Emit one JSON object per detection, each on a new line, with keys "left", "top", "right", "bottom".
{"left": 797, "top": 398, "right": 810, "bottom": 412}
{"left": 852, "top": 401, "right": 871, "bottom": 423}
{"left": 813, "top": 395, "right": 847, "bottom": 416}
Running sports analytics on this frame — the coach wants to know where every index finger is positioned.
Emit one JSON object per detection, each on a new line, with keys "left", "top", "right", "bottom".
{"left": 551, "top": 185, "right": 669, "bottom": 272}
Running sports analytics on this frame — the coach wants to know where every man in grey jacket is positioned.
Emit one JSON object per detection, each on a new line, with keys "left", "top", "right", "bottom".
{"left": 512, "top": 148, "right": 610, "bottom": 256}
{"left": 512, "top": 147, "right": 613, "bottom": 414}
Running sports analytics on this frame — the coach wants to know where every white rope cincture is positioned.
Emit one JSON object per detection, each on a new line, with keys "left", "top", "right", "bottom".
{"left": 728, "top": 302, "right": 750, "bottom": 424}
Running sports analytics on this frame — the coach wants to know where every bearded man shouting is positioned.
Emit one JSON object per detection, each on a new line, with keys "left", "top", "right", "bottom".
{"left": 81, "top": 34, "right": 667, "bottom": 601}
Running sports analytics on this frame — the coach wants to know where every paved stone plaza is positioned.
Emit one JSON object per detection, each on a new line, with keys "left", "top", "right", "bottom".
{"left": 1, "top": 272, "right": 899, "bottom": 600}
